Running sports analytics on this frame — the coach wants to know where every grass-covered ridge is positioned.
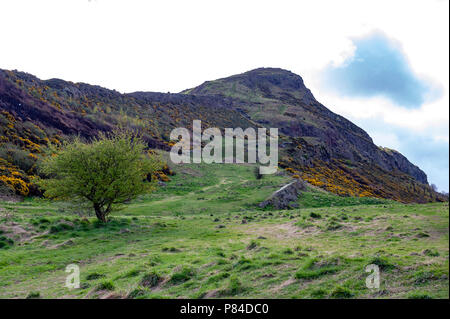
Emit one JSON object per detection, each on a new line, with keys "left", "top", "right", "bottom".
{"left": 0, "top": 161, "right": 448, "bottom": 299}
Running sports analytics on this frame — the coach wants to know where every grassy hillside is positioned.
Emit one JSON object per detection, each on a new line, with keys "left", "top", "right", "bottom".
{"left": 0, "top": 161, "right": 448, "bottom": 299}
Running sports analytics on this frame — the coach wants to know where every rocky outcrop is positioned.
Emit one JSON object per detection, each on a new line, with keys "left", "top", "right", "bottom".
{"left": 259, "top": 179, "right": 307, "bottom": 210}
{"left": 379, "top": 148, "right": 427, "bottom": 184}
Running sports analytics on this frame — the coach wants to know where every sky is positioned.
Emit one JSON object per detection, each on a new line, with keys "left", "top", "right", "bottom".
{"left": 0, "top": 0, "right": 448, "bottom": 191}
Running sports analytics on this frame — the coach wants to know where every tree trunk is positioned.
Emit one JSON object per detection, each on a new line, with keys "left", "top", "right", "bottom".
{"left": 94, "top": 203, "right": 107, "bottom": 223}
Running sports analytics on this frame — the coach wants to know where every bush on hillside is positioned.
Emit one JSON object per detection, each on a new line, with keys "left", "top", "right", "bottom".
{"left": 37, "top": 130, "right": 163, "bottom": 222}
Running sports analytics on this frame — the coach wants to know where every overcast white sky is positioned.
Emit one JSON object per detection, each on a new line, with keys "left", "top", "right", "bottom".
{"left": 1, "top": 0, "right": 448, "bottom": 191}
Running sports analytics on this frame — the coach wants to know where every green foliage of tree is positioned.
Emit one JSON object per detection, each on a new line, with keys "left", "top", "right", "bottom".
{"left": 37, "top": 131, "right": 163, "bottom": 222}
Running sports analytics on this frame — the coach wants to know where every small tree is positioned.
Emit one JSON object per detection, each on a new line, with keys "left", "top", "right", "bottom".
{"left": 38, "top": 131, "right": 162, "bottom": 222}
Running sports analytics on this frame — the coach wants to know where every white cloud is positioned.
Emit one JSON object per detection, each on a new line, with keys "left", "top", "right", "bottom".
{"left": 309, "top": 91, "right": 449, "bottom": 139}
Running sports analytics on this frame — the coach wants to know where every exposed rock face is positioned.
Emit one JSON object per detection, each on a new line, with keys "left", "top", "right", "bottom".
{"left": 379, "top": 148, "right": 427, "bottom": 184}
{"left": 259, "top": 179, "right": 307, "bottom": 210}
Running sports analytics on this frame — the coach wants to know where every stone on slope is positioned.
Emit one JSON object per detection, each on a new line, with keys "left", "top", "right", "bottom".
{"left": 259, "top": 178, "right": 306, "bottom": 210}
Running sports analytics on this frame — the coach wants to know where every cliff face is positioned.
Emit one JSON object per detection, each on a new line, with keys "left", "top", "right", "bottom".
{"left": 0, "top": 67, "right": 443, "bottom": 202}
{"left": 379, "top": 148, "right": 428, "bottom": 184}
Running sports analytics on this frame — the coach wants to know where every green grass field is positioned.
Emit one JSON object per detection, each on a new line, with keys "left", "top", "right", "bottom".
{"left": 0, "top": 162, "right": 448, "bottom": 299}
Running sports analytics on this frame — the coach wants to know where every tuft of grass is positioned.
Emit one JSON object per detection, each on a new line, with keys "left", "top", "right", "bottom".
{"left": 96, "top": 280, "right": 115, "bottom": 291}
{"left": 0, "top": 236, "right": 14, "bottom": 249}
{"left": 294, "top": 220, "right": 314, "bottom": 229}
{"left": 221, "top": 275, "right": 244, "bottom": 296}
{"left": 422, "top": 249, "right": 440, "bottom": 257}
{"left": 246, "top": 240, "right": 258, "bottom": 250}
{"left": 86, "top": 272, "right": 105, "bottom": 281}
{"left": 32, "top": 217, "right": 51, "bottom": 226}
{"left": 282, "top": 248, "right": 294, "bottom": 255}
{"left": 49, "top": 223, "right": 74, "bottom": 233}
{"left": 295, "top": 258, "right": 341, "bottom": 279}
{"left": 120, "top": 268, "right": 141, "bottom": 279}
{"left": 330, "top": 286, "right": 354, "bottom": 298}
{"left": 310, "top": 288, "right": 328, "bottom": 298}
{"left": 233, "top": 257, "right": 254, "bottom": 271}
{"left": 367, "top": 257, "right": 396, "bottom": 271}
{"left": 416, "top": 232, "right": 430, "bottom": 238}
{"left": 206, "top": 272, "right": 230, "bottom": 284}
{"left": 324, "top": 216, "right": 342, "bottom": 231}
{"left": 26, "top": 291, "right": 40, "bottom": 299}
{"left": 413, "top": 270, "right": 443, "bottom": 285}
{"left": 169, "top": 266, "right": 195, "bottom": 284}
{"left": 140, "top": 271, "right": 161, "bottom": 288}
{"left": 162, "top": 247, "right": 181, "bottom": 252}
{"left": 309, "top": 212, "right": 321, "bottom": 219}
{"left": 128, "top": 287, "right": 150, "bottom": 299}
{"left": 407, "top": 291, "right": 433, "bottom": 299}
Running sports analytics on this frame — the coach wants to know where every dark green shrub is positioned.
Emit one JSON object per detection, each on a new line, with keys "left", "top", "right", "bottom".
{"left": 309, "top": 212, "right": 321, "bottom": 219}
{"left": 0, "top": 236, "right": 14, "bottom": 249}
{"left": 39, "top": 218, "right": 51, "bottom": 224}
{"left": 86, "top": 272, "right": 105, "bottom": 280}
{"left": 49, "top": 223, "right": 74, "bottom": 233}
{"left": 26, "top": 291, "right": 41, "bottom": 299}
{"left": 96, "top": 280, "right": 115, "bottom": 291}
{"left": 325, "top": 220, "right": 342, "bottom": 231}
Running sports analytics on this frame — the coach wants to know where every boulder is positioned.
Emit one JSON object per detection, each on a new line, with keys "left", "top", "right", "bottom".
{"left": 259, "top": 179, "right": 306, "bottom": 210}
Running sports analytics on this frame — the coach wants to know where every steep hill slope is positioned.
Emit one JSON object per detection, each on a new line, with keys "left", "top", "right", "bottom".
{"left": 183, "top": 68, "right": 443, "bottom": 202}
{"left": 0, "top": 68, "right": 445, "bottom": 202}
{"left": 183, "top": 68, "right": 427, "bottom": 183}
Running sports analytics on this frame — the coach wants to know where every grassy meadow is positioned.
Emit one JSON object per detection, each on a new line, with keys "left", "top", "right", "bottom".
{"left": 0, "top": 161, "right": 448, "bottom": 299}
